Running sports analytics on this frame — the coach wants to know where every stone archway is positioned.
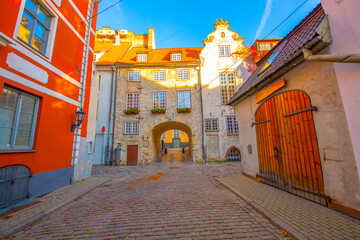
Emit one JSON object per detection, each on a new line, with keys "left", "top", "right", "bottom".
{"left": 152, "top": 121, "right": 193, "bottom": 162}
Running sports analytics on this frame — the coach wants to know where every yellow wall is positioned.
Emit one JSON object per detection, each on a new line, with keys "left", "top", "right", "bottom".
{"left": 162, "top": 130, "right": 189, "bottom": 143}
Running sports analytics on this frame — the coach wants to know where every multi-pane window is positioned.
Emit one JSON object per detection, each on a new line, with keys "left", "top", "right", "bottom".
{"left": 205, "top": 119, "right": 218, "bottom": 131}
{"left": 17, "top": 0, "right": 51, "bottom": 54}
{"left": 219, "top": 45, "right": 230, "bottom": 56}
{"left": 0, "top": 87, "right": 40, "bottom": 149}
{"left": 126, "top": 93, "right": 140, "bottom": 109}
{"left": 154, "top": 71, "right": 165, "bottom": 81}
{"left": 137, "top": 54, "right": 147, "bottom": 62}
{"left": 227, "top": 148, "right": 241, "bottom": 161}
{"left": 226, "top": 117, "right": 239, "bottom": 135}
{"left": 128, "top": 71, "right": 140, "bottom": 81}
{"left": 162, "top": 132, "right": 166, "bottom": 139}
{"left": 153, "top": 92, "right": 166, "bottom": 109}
{"left": 124, "top": 121, "right": 138, "bottom": 134}
{"left": 173, "top": 129, "right": 180, "bottom": 138}
{"left": 177, "top": 91, "right": 191, "bottom": 108}
{"left": 220, "top": 72, "right": 235, "bottom": 104}
{"left": 172, "top": 53, "right": 181, "bottom": 61}
{"left": 259, "top": 43, "right": 271, "bottom": 50}
{"left": 177, "top": 69, "right": 189, "bottom": 81}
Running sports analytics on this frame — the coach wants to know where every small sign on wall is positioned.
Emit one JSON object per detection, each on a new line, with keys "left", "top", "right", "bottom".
{"left": 255, "top": 79, "right": 285, "bottom": 103}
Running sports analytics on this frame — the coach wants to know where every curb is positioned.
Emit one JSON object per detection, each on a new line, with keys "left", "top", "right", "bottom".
{"left": 214, "top": 177, "right": 309, "bottom": 240}
{"left": 1, "top": 177, "right": 112, "bottom": 238}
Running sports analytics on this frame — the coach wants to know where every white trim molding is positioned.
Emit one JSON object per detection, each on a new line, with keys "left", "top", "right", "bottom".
{"left": 0, "top": 67, "right": 80, "bottom": 106}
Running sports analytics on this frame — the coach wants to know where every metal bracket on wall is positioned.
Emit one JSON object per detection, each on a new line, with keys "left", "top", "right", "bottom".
{"left": 284, "top": 106, "right": 318, "bottom": 118}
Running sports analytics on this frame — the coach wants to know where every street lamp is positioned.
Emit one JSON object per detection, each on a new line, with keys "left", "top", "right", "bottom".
{"left": 71, "top": 110, "right": 86, "bottom": 132}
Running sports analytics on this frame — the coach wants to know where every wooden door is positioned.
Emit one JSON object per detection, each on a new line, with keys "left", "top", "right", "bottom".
{"left": 127, "top": 145, "right": 138, "bottom": 166}
{"left": 255, "top": 91, "right": 326, "bottom": 205}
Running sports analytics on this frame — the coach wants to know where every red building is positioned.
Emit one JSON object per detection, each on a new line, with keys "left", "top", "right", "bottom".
{"left": 251, "top": 38, "right": 282, "bottom": 56}
{"left": 0, "top": 0, "right": 99, "bottom": 208}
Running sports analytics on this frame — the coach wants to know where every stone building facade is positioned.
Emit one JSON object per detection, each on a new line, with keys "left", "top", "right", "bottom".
{"left": 200, "top": 19, "right": 249, "bottom": 161}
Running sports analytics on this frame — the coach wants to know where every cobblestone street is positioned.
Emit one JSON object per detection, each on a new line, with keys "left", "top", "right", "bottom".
{"left": 11, "top": 163, "right": 291, "bottom": 239}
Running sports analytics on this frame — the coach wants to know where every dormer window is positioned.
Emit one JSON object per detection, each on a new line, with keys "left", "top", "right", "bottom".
{"left": 172, "top": 53, "right": 181, "bottom": 61}
{"left": 219, "top": 45, "right": 230, "bottom": 56}
{"left": 137, "top": 54, "right": 147, "bottom": 62}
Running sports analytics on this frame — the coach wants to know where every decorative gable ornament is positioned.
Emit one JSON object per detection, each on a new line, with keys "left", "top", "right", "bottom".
{"left": 214, "top": 18, "right": 230, "bottom": 30}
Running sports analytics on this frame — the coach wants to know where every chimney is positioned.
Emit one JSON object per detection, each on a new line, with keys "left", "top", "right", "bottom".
{"left": 148, "top": 28, "right": 156, "bottom": 50}
{"left": 115, "top": 35, "right": 120, "bottom": 45}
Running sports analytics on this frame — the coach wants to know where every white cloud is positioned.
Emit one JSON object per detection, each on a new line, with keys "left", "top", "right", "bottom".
{"left": 254, "top": 0, "right": 273, "bottom": 40}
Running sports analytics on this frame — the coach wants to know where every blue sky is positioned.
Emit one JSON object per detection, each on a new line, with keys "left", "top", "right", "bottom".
{"left": 96, "top": 0, "right": 321, "bottom": 48}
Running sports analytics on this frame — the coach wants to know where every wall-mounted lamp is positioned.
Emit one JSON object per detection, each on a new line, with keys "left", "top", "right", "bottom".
{"left": 71, "top": 110, "right": 86, "bottom": 132}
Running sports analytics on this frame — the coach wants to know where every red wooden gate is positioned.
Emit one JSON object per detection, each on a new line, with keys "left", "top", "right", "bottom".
{"left": 127, "top": 145, "right": 138, "bottom": 166}
{"left": 255, "top": 91, "right": 326, "bottom": 205}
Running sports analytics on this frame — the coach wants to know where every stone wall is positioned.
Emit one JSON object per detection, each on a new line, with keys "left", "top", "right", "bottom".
{"left": 114, "top": 65, "right": 203, "bottom": 164}
{"left": 233, "top": 49, "right": 360, "bottom": 208}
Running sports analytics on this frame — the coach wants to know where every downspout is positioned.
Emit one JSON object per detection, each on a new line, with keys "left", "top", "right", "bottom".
{"left": 302, "top": 48, "right": 360, "bottom": 63}
{"left": 106, "top": 65, "right": 116, "bottom": 165}
{"left": 71, "top": 0, "right": 99, "bottom": 183}
{"left": 110, "top": 65, "right": 118, "bottom": 164}
{"left": 197, "top": 64, "right": 206, "bottom": 162}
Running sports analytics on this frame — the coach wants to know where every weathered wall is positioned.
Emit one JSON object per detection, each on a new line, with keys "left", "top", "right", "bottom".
{"left": 114, "top": 66, "right": 203, "bottom": 164}
{"left": 200, "top": 20, "right": 248, "bottom": 160}
{"left": 234, "top": 51, "right": 360, "bottom": 208}
{"left": 321, "top": 0, "right": 360, "bottom": 183}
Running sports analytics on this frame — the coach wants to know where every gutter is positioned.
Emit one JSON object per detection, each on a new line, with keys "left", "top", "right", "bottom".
{"left": 106, "top": 65, "right": 116, "bottom": 165}
{"left": 110, "top": 66, "right": 118, "bottom": 164}
{"left": 302, "top": 48, "right": 360, "bottom": 63}
{"left": 197, "top": 65, "right": 206, "bottom": 162}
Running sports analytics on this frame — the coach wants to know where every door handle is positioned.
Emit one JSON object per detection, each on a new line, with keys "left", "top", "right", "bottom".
{"left": 274, "top": 146, "right": 280, "bottom": 158}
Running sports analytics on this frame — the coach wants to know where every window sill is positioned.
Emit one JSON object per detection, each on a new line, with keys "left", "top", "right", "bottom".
{"left": 0, "top": 149, "right": 37, "bottom": 153}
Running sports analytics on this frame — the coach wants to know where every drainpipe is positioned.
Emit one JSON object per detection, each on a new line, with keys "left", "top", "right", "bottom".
{"left": 110, "top": 65, "right": 118, "bottom": 164}
{"left": 302, "top": 48, "right": 360, "bottom": 63}
{"left": 197, "top": 65, "right": 206, "bottom": 162}
{"left": 106, "top": 65, "right": 116, "bottom": 165}
{"left": 71, "top": 0, "right": 100, "bottom": 183}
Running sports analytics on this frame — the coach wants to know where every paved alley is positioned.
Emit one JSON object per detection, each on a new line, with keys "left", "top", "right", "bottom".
{"left": 10, "top": 163, "right": 291, "bottom": 239}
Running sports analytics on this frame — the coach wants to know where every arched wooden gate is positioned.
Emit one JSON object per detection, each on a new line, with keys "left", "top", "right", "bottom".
{"left": 255, "top": 91, "right": 327, "bottom": 205}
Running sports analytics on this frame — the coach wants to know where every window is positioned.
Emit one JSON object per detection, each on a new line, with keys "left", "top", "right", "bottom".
{"left": 172, "top": 53, "right": 181, "bottom": 61}
{"left": 153, "top": 92, "right": 166, "bottom": 109}
{"left": 153, "top": 71, "right": 165, "bottom": 81}
{"left": 177, "top": 69, "right": 189, "bottom": 81}
{"left": 0, "top": 87, "right": 40, "bottom": 150}
{"left": 173, "top": 129, "right": 180, "bottom": 138}
{"left": 177, "top": 91, "right": 190, "bottom": 108}
{"left": 259, "top": 43, "right": 271, "bottom": 50}
{"left": 219, "top": 45, "right": 230, "bottom": 56}
{"left": 220, "top": 72, "right": 235, "bottom": 104}
{"left": 128, "top": 71, "right": 140, "bottom": 81}
{"left": 162, "top": 132, "right": 166, "bottom": 139}
{"left": 227, "top": 148, "right": 241, "bottom": 161}
{"left": 205, "top": 119, "right": 218, "bottom": 131}
{"left": 226, "top": 117, "right": 239, "bottom": 135}
{"left": 137, "top": 54, "right": 147, "bottom": 62}
{"left": 124, "top": 121, "right": 138, "bottom": 134}
{"left": 17, "top": 0, "right": 51, "bottom": 54}
{"left": 126, "top": 93, "right": 139, "bottom": 109}
{"left": 88, "top": 141, "right": 93, "bottom": 154}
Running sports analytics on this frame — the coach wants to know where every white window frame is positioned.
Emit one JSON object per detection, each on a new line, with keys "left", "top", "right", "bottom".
{"left": 226, "top": 116, "right": 239, "bottom": 135}
{"left": 177, "top": 69, "right": 189, "bottom": 81}
{"left": 128, "top": 70, "right": 140, "bottom": 81}
{"left": 137, "top": 54, "right": 147, "bottom": 62}
{"left": 172, "top": 53, "right": 181, "bottom": 61}
{"left": 0, "top": 86, "right": 40, "bottom": 150}
{"left": 173, "top": 129, "right": 180, "bottom": 139}
{"left": 177, "top": 91, "right": 191, "bottom": 108}
{"left": 205, "top": 119, "right": 218, "bottom": 132}
{"left": 153, "top": 71, "right": 165, "bottom": 81}
{"left": 220, "top": 72, "right": 235, "bottom": 104}
{"left": 13, "top": 0, "right": 58, "bottom": 60}
{"left": 126, "top": 93, "right": 140, "bottom": 109}
{"left": 124, "top": 121, "right": 138, "bottom": 135}
{"left": 219, "top": 45, "right": 230, "bottom": 56}
{"left": 162, "top": 132, "right": 166, "bottom": 139}
{"left": 153, "top": 92, "right": 166, "bottom": 109}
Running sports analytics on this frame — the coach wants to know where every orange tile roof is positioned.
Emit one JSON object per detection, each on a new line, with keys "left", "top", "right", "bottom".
{"left": 117, "top": 47, "right": 203, "bottom": 65}
{"left": 94, "top": 42, "right": 115, "bottom": 52}
{"left": 96, "top": 42, "right": 132, "bottom": 65}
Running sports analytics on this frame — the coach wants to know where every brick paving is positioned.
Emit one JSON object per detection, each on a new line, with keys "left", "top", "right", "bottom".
{"left": 0, "top": 177, "right": 110, "bottom": 238}
{"left": 9, "top": 162, "right": 291, "bottom": 239}
{"left": 218, "top": 174, "right": 360, "bottom": 240}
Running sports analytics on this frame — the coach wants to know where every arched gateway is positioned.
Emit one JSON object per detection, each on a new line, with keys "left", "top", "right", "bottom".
{"left": 152, "top": 121, "right": 193, "bottom": 162}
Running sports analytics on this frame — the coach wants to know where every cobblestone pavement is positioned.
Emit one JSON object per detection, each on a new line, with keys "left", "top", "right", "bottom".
{"left": 11, "top": 162, "right": 291, "bottom": 239}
